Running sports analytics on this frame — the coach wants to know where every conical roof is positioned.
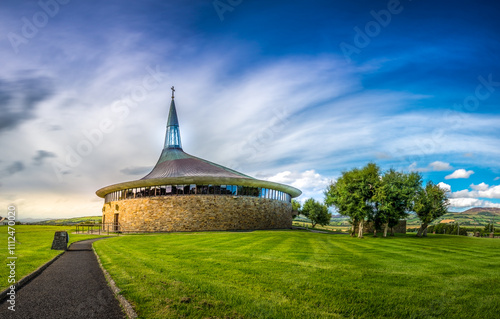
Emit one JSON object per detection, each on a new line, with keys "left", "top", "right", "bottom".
{"left": 141, "top": 148, "right": 252, "bottom": 179}
{"left": 141, "top": 89, "right": 253, "bottom": 180}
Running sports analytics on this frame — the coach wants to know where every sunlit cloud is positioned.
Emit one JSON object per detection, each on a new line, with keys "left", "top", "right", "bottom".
{"left": 437, "top": 182, "right": 451, "bottom": 192}
{"left": 410, "top": 161, "right": 453, "bottom": 172}
{"left": 445, "top": 169, "right": 475, "bottom": 180}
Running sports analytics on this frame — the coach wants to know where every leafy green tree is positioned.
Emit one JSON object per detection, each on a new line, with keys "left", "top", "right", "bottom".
{"left": 301, "top": 198, "right": 331, "bottom": 228}
{"left": 325, "top": 163, "right": 380, "bottom": 238}
{"left": 414, "top": 181, "right": 449, "bottom": 237}
{"left": 292, "top": 199, "right": 301, "bottom": 212}
{"left": 484, "top": 223, "right": 494, "bottom": 233}
{"left": 374, "top": 169, "right": 422, "bottom": 237}
{"left": 291, "top": 199, "right": 302, "bottom": 220}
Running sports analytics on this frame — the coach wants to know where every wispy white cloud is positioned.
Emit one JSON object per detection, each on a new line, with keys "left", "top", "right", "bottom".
{"left": 470, "top": 182, "right": 489, "bottom": 191}
{"left": 410, "top": 161, "right": 453, "bottom": 172}
{"left": 429, "top": 161, "right": 453, "bottom": 171}
{"left": 445, "top": 169, "right": 474, "bottom": 180}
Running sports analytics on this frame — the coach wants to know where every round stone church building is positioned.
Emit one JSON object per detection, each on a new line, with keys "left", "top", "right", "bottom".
{"left": 96, "top": 88, "right": 301, "bottom": 232}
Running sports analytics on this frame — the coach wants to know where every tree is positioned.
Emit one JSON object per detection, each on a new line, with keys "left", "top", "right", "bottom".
{"left": 325, "top": 163, "right": 380, "bottom": 238}
{"left": 414, "top": 181, "right": 449, "bottom": 237}
{"left": 373, "top": 169, "right": 422, "bottom": 237}
{"left": 292, "top": 199, "right": 301, "bottom": 212}
{"left": 301, "top": 198, "right": 331, "bottom": 228}
{"left": 484, "top": 223, "right": 494, "bottom": 233}
{"left": 291, "top": 199, "right": 302, "bottom": 220}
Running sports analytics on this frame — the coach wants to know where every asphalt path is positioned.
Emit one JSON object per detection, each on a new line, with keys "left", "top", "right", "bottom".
{"left": 0, "top": 238, "right": 125, "bottom": 319}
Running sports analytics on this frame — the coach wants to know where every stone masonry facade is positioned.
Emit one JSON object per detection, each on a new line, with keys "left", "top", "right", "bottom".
{"left": 102, "top": 195, "right": 293, "bottom": 232}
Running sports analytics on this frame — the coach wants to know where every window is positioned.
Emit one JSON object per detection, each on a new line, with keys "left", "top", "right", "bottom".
{"left": 159, "top": 186, "right": 166, "bottom": 195}
{"left": 214, "top": 185, "right": 221, "bottom": 195}
{"left": 220, "top": 185, "right": 227, "bottom": 194}
{"left": 176, "top": 185, "right": 184, "bottom": 195}
{"left": 197, "top": 185, "right": 208, "bottom": 194}
{"left": 189, "top": 184, "right": 196, "bottom": 194}
{"left": 252, "top": 187, "right": 259, "bottom": 197}
{"left": 165, "top": 185, "right": 172, "bottom": 195}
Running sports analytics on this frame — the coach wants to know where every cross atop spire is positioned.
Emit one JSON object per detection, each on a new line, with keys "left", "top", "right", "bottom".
{"left": 171, "top": 86, "right": 175, "bottom": 99}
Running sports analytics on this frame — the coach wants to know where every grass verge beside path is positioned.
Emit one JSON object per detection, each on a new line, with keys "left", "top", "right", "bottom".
{"left": 94, "top": 230, "right": 500, "bottom": 318}
{"left": 0, "top": 225, "right": 110, "bottom": 291}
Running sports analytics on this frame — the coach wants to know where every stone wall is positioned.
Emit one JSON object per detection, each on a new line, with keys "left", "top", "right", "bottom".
{"left": 102, "top": 195, "right": 292, "bottom": 232}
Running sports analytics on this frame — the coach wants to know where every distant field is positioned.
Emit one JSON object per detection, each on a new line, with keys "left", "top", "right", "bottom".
{"left": 292, "top": 221, "right": 349, "bottom": 232}
{"left": 0, "top": 225, "right": 109, "bottom": 291}
{"left": 33, "top": 216, "right": 102, "bottom": 225}
{"left": 94, "top": 230, "right": 500, "bottom": 318}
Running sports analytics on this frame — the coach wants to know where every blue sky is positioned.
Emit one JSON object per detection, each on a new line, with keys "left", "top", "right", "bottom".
{"left": 1, "top": 0, "right": 499, "bottom": 218}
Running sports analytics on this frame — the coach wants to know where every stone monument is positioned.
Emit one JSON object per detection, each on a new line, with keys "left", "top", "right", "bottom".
{"left": 51, "top": 231, "right": 69, "bottom": 250}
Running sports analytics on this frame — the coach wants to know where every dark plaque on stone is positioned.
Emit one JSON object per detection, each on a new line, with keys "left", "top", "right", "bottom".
{"left": 51, "top": 231, "right": 69, "bottom": 250}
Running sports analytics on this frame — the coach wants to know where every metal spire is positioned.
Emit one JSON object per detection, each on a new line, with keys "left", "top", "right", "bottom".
{"left": 164, "top": 86, "right": 182, "bottom": 149}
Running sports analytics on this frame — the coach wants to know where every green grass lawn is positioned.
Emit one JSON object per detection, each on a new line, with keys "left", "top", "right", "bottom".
{"left": 93, "top": 230, "right": 500, "bottom": 318}
{"left": 0, "top": 225, "right": 110, "bottom": 291}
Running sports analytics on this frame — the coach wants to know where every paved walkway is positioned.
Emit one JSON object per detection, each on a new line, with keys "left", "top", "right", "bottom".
{"left": 1, "top": 238, "right": 125, "bottom": 319}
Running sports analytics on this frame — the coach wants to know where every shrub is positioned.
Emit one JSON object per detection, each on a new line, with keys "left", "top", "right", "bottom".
{"left": 428, "top": 223, "right": 467, "bottom": 236}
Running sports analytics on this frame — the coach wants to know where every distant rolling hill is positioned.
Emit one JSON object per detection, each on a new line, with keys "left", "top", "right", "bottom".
{"left": 315, "top": 208, "right": 500, "bottom": 228}
{"left": 27, "top": 216, "right": 102, "bottom": 225}
{"left": 406, "top": 207, "right": 499, "bottom": 227}
{"left": 457, "top": 207, "right": 500, "bottom": 215}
